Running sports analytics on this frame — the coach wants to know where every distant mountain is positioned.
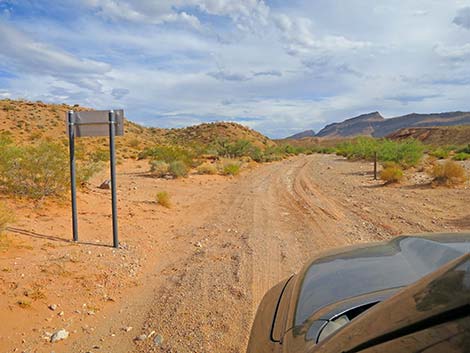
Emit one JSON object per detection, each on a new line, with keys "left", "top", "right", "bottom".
{"left": 285, "top": 129, "right": 316, "bottom": 140}
{"left": 316, "top": 112, "right": 384, "bottom": 137}
{"left": 316, "top": 111, "right": 470, "bottom": 138}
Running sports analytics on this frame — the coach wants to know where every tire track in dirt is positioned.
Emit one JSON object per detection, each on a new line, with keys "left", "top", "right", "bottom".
{"left": 136, "top": 155, "right": 358, "bottom": 353}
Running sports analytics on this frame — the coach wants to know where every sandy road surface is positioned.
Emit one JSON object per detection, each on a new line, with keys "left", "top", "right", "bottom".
{"left": 3, "top": 154, "right": 469, "bottom": 353}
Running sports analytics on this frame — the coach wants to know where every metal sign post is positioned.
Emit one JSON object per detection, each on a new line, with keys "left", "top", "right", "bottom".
{"left": 68, "top": 111, "right": 79, "bottom": 242}
{"left": 66, "top": 110, "right": 124, "bottom": 248}
{"left": 108, "top": 110, "right": 119, "bottom": 248}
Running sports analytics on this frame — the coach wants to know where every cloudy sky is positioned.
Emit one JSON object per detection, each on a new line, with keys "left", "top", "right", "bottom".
{"left": 1, "top": 1, "right": 470, "bottom": 137}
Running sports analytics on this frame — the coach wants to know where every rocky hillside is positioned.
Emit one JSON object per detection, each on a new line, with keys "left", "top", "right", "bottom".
{"left": 164, "top": 122, "right": 275, "bottom": 149}
{"left": 387, "top": 126, "right": 470, "bottom": 146}
{"left": 316, "top": 111, "right": 470, "bottom": 138}
{"left": 285, "top": 129, "right": 316, "bottom": 140}
{"left": 316, "top": 112, "right": 384, "bottom": 138}
{"left": 0, "top": 99, "right": 274, "bottom": 157}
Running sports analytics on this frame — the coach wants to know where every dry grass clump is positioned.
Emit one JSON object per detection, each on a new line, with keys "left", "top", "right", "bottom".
{"left": 150, "top": 160, "right": 169, "bottom": 177}
{"left": 431, "top": 160, "right": 467, "bottom": 186}
{"left": 0, "top": 202, "right": 12, "bottom": 235}
{"left": 220, "top": 161, "right": 241, "bottom": 176}
{"left": 380, "top": 162, "right": 404, "bottom": 184}
{"left": 0, "top": 202, "right": 13, "bottom": 251}
{"left": 168, "top": 161, "right": 189, "bottom": 178}
{"left": 196, "top": 162, "right": 218, "bottom": 175}
{"left": 156, "top": 191, "right": 171, "bottom": 208}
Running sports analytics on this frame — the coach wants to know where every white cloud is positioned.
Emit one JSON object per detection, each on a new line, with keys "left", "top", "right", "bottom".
{"left": 83, "top": 0, "right": 269, "bottom": 29}
{"left": 434, "top": 43, "right": 470, "bottom": 60}
{"left": 273, "top": 13, "right": 371, "bottom": 62}
{"left": 0, "top": 22, "right": 110, "bottom": 85}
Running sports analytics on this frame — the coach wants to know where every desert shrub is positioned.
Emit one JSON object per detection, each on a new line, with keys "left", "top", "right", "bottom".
{"left": 431, "top": 161, "right": 467, "bottom": 185}
{"left": 377, "top": 139, "right": 424, "bottom": 167}
{"left": 336, "top": 138, "right": 423, "bottom": 168}
{"left": 128, "top": 138, "right": 140, "bottom": 148}
{"left": 168, "top": 161, "right": 189, "bottom": 178}
{"left": 452, "top": 152, "right": 470, "bottom": 161}
{"left": 139, "top": 145, "right": 194, "bottom": 166}
{"left": 221, "top": 162, "right": 241, "bottom": 176}
{"left": 0, "top": 202, "right": 12, "bottom": 235}
{"left": 150, "top": 160, "right": 169, "bottom": 177}
{"left": 90, "top": 149, "right": 109, "bottom": 162}
{"left": 336, "top": 137, "right": 378, "bottom": 160}
{"left": 0, "top": 142, "right": 69, "bottom": 199}
{"left": 429, "top": 147, "right": 449, "bottom": 160}
{"left": 156, "top": 191, "right": 171, "bottom": 208}
{"left": 312, "top": 146, "right": 336, "bottom": 154}
{"left": 457, "top": 144, "right": 470, "bottom": 154}
{"left": 196, "top": 163, "right": 218, "bottom": 175}
{"left": 77, "top": 161, "right": 103, "bottom": 185}
{"left": 0, "top": 141, "right": 100, "bottom": 198}
{"left": 380, "top": 163, "right": 404, "bottom": 184}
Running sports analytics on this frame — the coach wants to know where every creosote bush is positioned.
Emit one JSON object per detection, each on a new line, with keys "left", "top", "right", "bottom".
{"left": 380, "top": 163, "right": 404, "bottom": 184}
{"left": 139, "top": 145, "right": 195, "bottom": 166}
{"left": 168, "top": 161, "right": 189, "bottom": 178}
{"left": 156, "top": 191, "right": 171, "bottom": 208}
{"left": 0, "top": 139, "right": 101, "bottom": 199}
{"left": 196, "top": 163, "right": 218, "bottom": 175}
{"left": 221, "top": 162, "right": 241, "bottom": 176}
{"left": 0, "top": 202, "right": 12, "bottom": 235}
{"left": 431, "top": 160, "right": 466, "bottom": 186}
{"left": 0, "top": 142, "right": 69, "bottom": 199}
{"left": 150, "top": 160, "right": 169, "bottom": 177}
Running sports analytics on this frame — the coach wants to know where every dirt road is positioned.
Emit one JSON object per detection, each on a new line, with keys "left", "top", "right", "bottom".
{"left": 133, "top": 154, "right": 470, "bottom": 353}
{"left": 3, "top": 154, "right": 470, "bottom": 353}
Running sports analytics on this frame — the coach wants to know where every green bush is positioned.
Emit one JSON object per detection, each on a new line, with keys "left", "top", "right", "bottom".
{"left": 0, "top": 142, "right": 70, "bottom": 199}
{"left": 222, "top": 162, "right": 241, "bottom": 176}
{"left": 139, "top": 145, "right": 195, "bottom": 166}
{"left": 77, "top": 161, "right": 103, "bottom": 185}
{"left": 168, "top": 161, "right": 189, "bottom": 178}
{"left": 90, "top": 149, "right": 109, "bottom": 162}
{"left": 453, "top": 152, "right": 470, "bottom": 161}
{"left": 336, "top": 137, "right": 424, "bottom": 168}
{"left": 429, "top": 147, "right": 449, "bottom": 160}
{"left": 457, "top": 144, "right": 470, "bottom": 154}
{"left": 0, "top": 141, "right": 100, "bottom": 199}
{"left": 150, "top": 160, "right": 169, "bottom": 177}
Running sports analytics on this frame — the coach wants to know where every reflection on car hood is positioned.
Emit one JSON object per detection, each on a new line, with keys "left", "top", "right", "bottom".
{"left": 294, "top": 233, "right": 470, "bottom": 327}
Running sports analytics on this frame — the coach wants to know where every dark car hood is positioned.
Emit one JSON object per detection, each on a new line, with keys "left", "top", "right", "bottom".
{"left": 292, "top": 233, "right": 470, "bottom": 329}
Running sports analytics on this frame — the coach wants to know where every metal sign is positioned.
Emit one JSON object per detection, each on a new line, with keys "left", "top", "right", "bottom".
{"left": 67, "top": 110, "right": 123, "bottom": 248}
{"left": 67, "top": 110, "right": 124, "bottom": 137}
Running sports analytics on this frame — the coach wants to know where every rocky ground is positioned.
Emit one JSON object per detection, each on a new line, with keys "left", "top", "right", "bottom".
{"left": 1, "top": 154, "right": 469, "bottom": 353}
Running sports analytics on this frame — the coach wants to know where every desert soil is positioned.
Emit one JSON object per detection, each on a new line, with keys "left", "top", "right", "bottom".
{"left": 1, "top": 154, "right": 469, "bottom": 353}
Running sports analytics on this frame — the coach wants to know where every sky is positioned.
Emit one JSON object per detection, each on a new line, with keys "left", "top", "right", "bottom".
{"left": 1, "top": 1, "right": 470, "bottom": 138}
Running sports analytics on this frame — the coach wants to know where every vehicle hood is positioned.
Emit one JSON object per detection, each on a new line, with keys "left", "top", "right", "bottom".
{"left": 291, "top": 233, "right": 470, "bottom": 329}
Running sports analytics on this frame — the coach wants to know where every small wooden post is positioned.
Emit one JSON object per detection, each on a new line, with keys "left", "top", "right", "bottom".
{"left": 373, "top": 152, "right": 378, "bottom": 180}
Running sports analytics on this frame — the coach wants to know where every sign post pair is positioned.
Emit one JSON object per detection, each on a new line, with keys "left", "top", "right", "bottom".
{"left": 67, "top": 110, "right": 124, "bottom": 248}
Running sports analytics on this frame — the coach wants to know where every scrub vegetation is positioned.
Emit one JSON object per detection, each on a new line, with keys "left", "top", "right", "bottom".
{"left": 431, "top": 160, "right": 467, "bottom": 186}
